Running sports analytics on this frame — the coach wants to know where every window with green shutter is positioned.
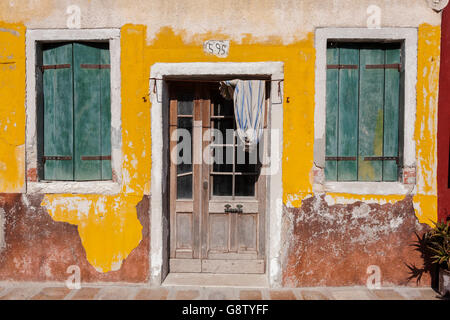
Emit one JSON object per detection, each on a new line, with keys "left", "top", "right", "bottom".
{"left": 40, "top": 42, "right": 112, "bottom": 181}
{"left": 325, "top": 42, "right": 403, "bottom": 182}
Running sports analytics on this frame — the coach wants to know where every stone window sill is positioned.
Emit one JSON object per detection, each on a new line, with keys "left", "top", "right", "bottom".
{"left": 26, "top": 181, "right": 121, "bottom": 195}
{"left": 314, "top": 182, "right": 414, "bottom": 195}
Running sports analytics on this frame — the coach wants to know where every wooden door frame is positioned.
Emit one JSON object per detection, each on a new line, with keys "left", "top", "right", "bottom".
{"left": 149, "top": 62, "right": 284, "bottom": 287}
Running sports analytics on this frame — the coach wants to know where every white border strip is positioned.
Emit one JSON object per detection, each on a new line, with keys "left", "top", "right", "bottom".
{"left": 314, "top": 28, "right": 418, "bottom": 194}
{"left": 149, "top": 62, "right": 284, "bottom": 287}
{"left": 25, "top": 29, "right": 122, "bottom": 194}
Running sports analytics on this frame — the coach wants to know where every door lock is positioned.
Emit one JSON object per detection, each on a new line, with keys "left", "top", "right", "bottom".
{"left": 203, "top": 180, "right": 208, "bottom": 190}
{"left": 224, "top": 204, "right": 243, "bottom": 214}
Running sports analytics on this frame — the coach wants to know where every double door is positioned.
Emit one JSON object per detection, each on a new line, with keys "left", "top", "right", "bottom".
{"left": 169, "top": 82, "right": 266, "bottom": 274}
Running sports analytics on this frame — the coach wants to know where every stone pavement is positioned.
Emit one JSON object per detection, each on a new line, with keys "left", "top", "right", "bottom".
{"left": 0, "top": 283, "right": 447, "bottom": 300}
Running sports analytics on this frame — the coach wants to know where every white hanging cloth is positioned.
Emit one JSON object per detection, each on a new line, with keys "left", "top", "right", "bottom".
{"left": 219, "top": 80, "right": 266, "bottom": 151}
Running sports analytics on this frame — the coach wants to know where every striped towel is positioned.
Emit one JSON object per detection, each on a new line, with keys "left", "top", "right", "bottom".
{"left": 220, "top": 80, "right": 266, "bottom": 151}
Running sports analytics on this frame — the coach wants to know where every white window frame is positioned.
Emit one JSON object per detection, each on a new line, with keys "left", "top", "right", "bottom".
{"left": 25, "top": 29, "right": 122, "bottom": 195}
{"left": 314, "top": 28, "right": 418, "bottom": 195}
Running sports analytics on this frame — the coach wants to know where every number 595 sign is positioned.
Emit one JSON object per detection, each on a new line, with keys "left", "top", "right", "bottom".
{"left": 203, "top": 40, "right": 230, "bottom": 58}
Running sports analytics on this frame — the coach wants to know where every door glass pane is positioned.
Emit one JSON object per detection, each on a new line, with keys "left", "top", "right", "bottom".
{"left": 210, "top": 87, "right": 261, "bottom": 198}
{"left": 235, "top": 146, "right": 259, "bottom": 173}
{"left": 176, "top": 95, "right": 193, "bottom": 199}
{"left": 213, "top": 175, "right": 232, "bottom": 196}
{"left": 178, "top": 97, "right": 193, "bottom": 115}
{"left": 212, "top": 146, "right": 233, "bottom": 172}
{"left": 214, "top": 119, "right": 234, "bottom": 139}
{"left": 213, "top": 97, "right": 234, "bottom": 116}
{"left": 235, "top": 175, "right": 256, "bottom": 197}
{"left": 177, "top": 117, "right": 193, "bottom": 176}
{"left": 177, "top": 174, "right": 193, "bottom": 199}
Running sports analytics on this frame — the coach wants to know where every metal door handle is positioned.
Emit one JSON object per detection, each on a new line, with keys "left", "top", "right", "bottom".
{"left": 224, "top": 204, "right": 243, "bottom": 214}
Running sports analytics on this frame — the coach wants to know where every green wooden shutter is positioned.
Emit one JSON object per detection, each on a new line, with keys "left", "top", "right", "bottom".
{"left": 338, "top": 46, "right": 359, "bottom": 181}
{"left": 358, "top": 47, "right": 385, "bottom": 181}
{"left": 383, "top": 47, "right": 401, "bottom": 181}
{"left": 73, "top": 43, "right": 112, "bottom": 181}
{"left": 325, "top": 43, "right": 401, "bottom": 182}
{"left": 42, "top": 43, "right": 74, "bottom": 181}
{"left": 100, "top": 46, "right": 112, "bottom": 180}
{"left": 325, "top": 46, "right": 339, "bottom": 181}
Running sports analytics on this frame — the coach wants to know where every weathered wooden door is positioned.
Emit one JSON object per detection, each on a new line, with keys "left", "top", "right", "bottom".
{"left": 169, "top": 82, "right": 266, "bottom": 274}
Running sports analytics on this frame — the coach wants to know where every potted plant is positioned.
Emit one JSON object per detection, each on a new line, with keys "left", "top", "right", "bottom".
{"left": 425, "top": 220, "right": 450, "bottom": 296}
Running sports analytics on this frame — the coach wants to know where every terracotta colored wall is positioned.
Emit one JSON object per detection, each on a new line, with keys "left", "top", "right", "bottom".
{"left": 0, "top": 194, "right": 149, "bottom": 282}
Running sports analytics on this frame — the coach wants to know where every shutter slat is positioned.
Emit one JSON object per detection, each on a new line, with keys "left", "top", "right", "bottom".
{"left": 100, "top": 45, "right": 112, "bottom": 180}
{"left": 43, "top": 43, "right": 74, "bottom": 181}
{"left": 325, "top": 47, "right": 339, "bottom": 181}
{"left": 358, "top": 48, "right": 384, "bottom": 181}
{"left": 337, "top": 46, "right": 359, "bottom": 181}
{"left": 383, "top": 48, "right": 401, "bottom": 181}
{"left": 73, "top": 43, "right": 102, "bottom": 181}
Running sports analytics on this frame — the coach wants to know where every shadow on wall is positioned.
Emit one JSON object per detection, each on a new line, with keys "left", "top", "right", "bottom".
{"left": 406, "top": 232, "right": 440, "bottom": 290}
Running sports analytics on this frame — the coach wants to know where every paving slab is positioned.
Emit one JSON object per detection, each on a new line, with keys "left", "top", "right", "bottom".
{"left": 205, "top": 289, "right": 237, "bottom": 300}
{"left": 31, "top": 287, "right": 71, "bottom": 300}
{"left": 135, "top": 288, "right": 169, "bottom": 300}
{"left": 95, "top": 287, "right": 137, "bottom": 300}
{"left": 330, "top": 288, "right": 375, "bottom": 300}
{"left": 299, "top": 290, "right": 330, "bottom": 300}
{"left": 239, "top": 290, "right": 263, "bottom": 300}
{"left": 70, "top": 287, "right": 101, "bottom": 300}
{"left": 269, "top": 290, "right": 297, "bottom": 300}
{"left": 174, "top": 289, "right": 201, "bottom": 300}
{"left": 0, "top": 287, "right": 40, "bottom": 300}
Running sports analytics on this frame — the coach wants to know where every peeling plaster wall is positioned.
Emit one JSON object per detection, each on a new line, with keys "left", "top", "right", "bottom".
{"left": 0, "top": 207, "right": 5, "bottom": 252}
{"left": 0, "top": 1, "right": 442, "bottom": 286}
{"left": 0, "top": 194, "right": 149, "bottom": 282}
{"left": 0, "top": 0, "right": 441, "bottom": 44}
{"left": 0, "top": 22, "right": 25, "bottom": 194}
{"left": 282, "top": 196, "right": 432, "bottom": 287}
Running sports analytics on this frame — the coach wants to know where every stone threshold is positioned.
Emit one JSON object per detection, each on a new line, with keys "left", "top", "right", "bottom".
{"left": 162, "top": 273, "right": 269, "bottom": 288}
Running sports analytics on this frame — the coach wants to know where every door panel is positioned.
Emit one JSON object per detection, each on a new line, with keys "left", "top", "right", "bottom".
{"left": 169, "top": 82, "right": 266, "bottom": 274}
{"left": 169, "top": 85, "right": 199, "bottom": 260}
{"left": 209, "top": 214, "right": 230, "bottom": 251}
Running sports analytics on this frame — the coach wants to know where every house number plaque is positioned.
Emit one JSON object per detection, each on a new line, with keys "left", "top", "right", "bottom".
{"left": 203, "top": 40, "right": 230, "bottom": 58}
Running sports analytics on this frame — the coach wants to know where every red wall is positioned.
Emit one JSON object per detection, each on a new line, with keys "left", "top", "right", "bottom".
{"left": 438, "top": 8, "right": 450, "bottom": 223}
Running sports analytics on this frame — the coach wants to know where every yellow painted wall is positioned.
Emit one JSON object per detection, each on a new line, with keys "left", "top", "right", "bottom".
{"left": 0, "top": 20, "right": 441, "bottom": 272}
{"left": 0, "top": 22, "right": 25, "bottom": 193}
